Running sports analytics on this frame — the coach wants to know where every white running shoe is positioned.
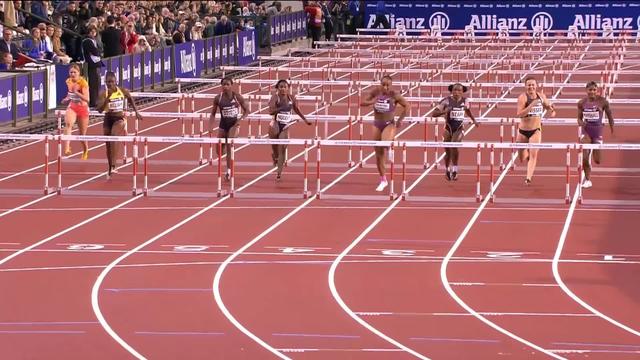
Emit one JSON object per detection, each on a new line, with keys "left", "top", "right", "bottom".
{"left": 375, "top": 180, "right": 388, "bottom": 192}
{"left": 581, "top": 179, "right": 593, "bottom": 189}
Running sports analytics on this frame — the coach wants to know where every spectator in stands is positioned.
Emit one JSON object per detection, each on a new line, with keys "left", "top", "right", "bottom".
{"left": 372, "top": 1, "right": 390, "bottom": 29}
{"left": 81, "top": 25, "right": 104, "bottom": 108}
{"left": 101, "top": 15, "right": 122, "bottom": 58}
{"left": 172, "top": 23, "right": 186, "bottom": 44}
{"left": 132, "top": 36, "right": 151, "bottom": 53}
{"left": 60, "top": 1, "right": 80, "bottom": 60}
{"left": 320, "top": 1, "right": 333, "bottom": 41}
{"left": 146, "top": 33, "right": 163, "bottom": 49}
{"left": 120, "top": 21, "right": 138, "bottom": 53}
{"left": 304, "top": 1, "right": 323, "bottom": 48}
{"left": 0, "top": 52, "right": 13, "bottom": 70}
{"left": 40, "top": 24, "right": 54, "bottom": 55}
{"left": 266, "top": 2, "right": 281, "bottom": 16}
{"left": 332, "top": 0, "right": 349, "bottom": 40}
{"left": 0, "top": 28, "right": 21, "bottom": 61}
{"left": 203, "top": 16, "right": 216, "bottom": 38}
{"left": 214, "top": 15, "right": 234, "bottom": 36}
{"left": 23, "top": 27, "right": 47, "bottom": 60}
{"left": 191, "top": 21, "right": 204, "bottom": 40}
{"left": 30, "top": 1, "right": 48, "bottom": 23}
{"left": 52, "top": 26, "right": 72, "bottom": 63}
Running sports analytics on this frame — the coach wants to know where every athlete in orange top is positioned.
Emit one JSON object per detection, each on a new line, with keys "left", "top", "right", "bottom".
{"left": 61, "top": 64, "right": 90, "bottom": 159}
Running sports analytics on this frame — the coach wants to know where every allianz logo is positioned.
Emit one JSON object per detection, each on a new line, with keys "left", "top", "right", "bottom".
{"left": 0, "top": 90, "right": 11, "bottom": 111}
{"left": 572, "top": 14, "right": 635, "bottom": 29}
{"left": 469, "top": 12, "right": 553, "bottom": 31}
{"left": 17, "top": 86, "right": 29, "bottom": 106}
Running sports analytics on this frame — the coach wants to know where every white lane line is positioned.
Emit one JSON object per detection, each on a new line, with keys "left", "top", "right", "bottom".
{"left": 91, "top": 49, "right": 376, "bottom": 360}
{"left": 552, "top": 184, "right": 640, "bottom": 337}
{"left": 440, "top": 40, "right": 567, "bottom": 359}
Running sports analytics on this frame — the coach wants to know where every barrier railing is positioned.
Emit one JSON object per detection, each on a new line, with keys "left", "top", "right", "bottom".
{"left": 52, "top": 30, "right": 258, "bottom": 107}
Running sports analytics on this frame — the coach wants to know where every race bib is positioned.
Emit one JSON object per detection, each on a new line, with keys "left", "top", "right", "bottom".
{"left": 528, "top": 105, "right": 543, "bottom": 117}
{"left": 450, "top": 107, "right": 465, "bottom": 121}
{"left": 374, "top": 100, "right": 390, "bottom": 113}
{"left": 582, "top": 109, "right": 600, "bottom": 122}
{"left": 108, "top": 99, "right": 124, "bottom": 111}
{"left": 276, "top": 112, "right": 293, "bottom": 124}
{"left": 222, "top": 106, "right": 238, "bottom": 118}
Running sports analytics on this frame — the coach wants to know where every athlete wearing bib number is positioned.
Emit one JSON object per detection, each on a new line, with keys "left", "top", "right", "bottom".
{"left": 360, "top": 75, "right": 410, "bottom": 192}
{"left": 577, "top": 81, "right": 615, "bottom": 189}
{"left": 432, "top": 83, "right": 479, "bottom": 181}
{"left": 210, "top": 77, "right": 249, "bottom": 180}
{"left": 516, "top": 76, "right": 555, "bottom": 185}
{"left": 268, "top": 80, "right": 311, "bottom": 181}
{"left": 96, "top": 71, "right": 142, "bottom": 178}
{"left": 61, "top": 64, "right": 90, "bottom": 160}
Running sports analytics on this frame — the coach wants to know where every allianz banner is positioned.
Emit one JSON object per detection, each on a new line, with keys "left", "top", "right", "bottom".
{"left": 364, "top": 2, "right": 640, "bottom": 32}
{"left": 237, "top": 29, "right": 258, "bottom": 66}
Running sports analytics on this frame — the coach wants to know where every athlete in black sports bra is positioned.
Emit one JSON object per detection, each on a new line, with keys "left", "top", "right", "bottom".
{"left": 432, "top": 83, "right": 479, "bottom": 181}
{"left": 268, "top": 79, "right": 311, "bottom": 181}
{"left": 210, "top": 77, "right": 249, "bottom": 180}
{"left": 516, "top": 76, "right": 555, "bottom": 185}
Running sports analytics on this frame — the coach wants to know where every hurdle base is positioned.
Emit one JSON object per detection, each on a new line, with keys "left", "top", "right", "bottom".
{"left": 57, "top": 189, "right": 139, "bottom": 197}
{"left": 402, "top": 195, "right": 479, "bottom": 203}
{"left": 0, "top": 188, "right": 51, "bottom": 196}
{"left": 316, "top": 193, "right": 394, "bottom": 201}
{"left": 492, "top": 197, "right": 568, "bottom": 205}
{"left": 234, "top": 192, "right": 307, "bottom": 200}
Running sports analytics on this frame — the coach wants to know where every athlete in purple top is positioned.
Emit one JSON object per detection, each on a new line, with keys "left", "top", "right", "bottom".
{"left": 268, "top": 79, "right": 311, "bottom": 181}
{"left": 210, "top": 77, "right": 249, "bottom": 180}
{"left": 432, "top": 83, "right": 479, "bottom": 181}
{"left": 516, "top": 76, "right": 556, "bottom": 185}
{"left": 360, "top": 75, "right": 410, "bottom": 192}
{"left": 577, "top": 81, "right": 614, "bottom": 189}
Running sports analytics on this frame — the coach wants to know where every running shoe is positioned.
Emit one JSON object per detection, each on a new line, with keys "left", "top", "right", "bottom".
{"left": 525, "top": 178, "right": 532, "bottom": 185}
{"left": 581, "top": 179, "right": 592, "bottom": 189}
{"left": 375, "top": 180, "right": 388, "bottom": 192}
{"left": 64, "top": 148, "right": 72, "bottom": 156}
{"left": 276, "top": 174, "right": 282, "bottom": 182}
{"left": 224, "top": 169, "right": 231, "bottom": 181}
{"left": 445, "top": 170, "right": 451, "bottom": 181}
{"left": 81, "top": 150, "right": 89, "bottom": 160}
{"left": 451, "top": 171, "right": 458, "bottom": 181}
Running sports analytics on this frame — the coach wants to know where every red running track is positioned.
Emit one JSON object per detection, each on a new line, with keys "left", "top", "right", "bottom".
{"left": 1, "top": 40, "right": 639, "bottom": 359}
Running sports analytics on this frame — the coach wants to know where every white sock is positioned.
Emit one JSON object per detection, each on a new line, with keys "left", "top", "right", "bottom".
{"left": 452, "top": 165, "right": 458, "bottom": 172}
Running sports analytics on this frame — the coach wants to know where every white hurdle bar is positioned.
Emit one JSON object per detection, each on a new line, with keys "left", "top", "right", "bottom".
{"left": 5, "top": 133, "right": 639, "bottom": 203}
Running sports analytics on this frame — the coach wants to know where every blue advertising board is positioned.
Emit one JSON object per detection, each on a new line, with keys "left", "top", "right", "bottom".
{"left": 228, "top": 34, "right": 235, "bottom": 65}
{"left": 174, "top": 41, "right": 199, "bottom": 78}
{"left": 15, "top": 74, "right": 29, "bottom": 119}
{"left": 0, "top": 76, "right": 13, "bottom": 124}
{"left": 121, "top": 55, "right": 131, "bottom": 90}
{"left": 237, "top": 30, "right": 257, "bottom": 66}
{"left": 132, "top": 53, "right": 142, "bottom": 91}
{"left": 205, "top": 38, "right": 215, "bottom": 72}
{"left": 143, "top": 52, "right": 152, "bottom": 89}
{"left": 364, "top": 1, "right": 640, "bottom": 32}
{"left": 108, "top": 57, "right": 121, "bottom": 86}
{"left": 153, "top": 49, "right": 162, "bottom": 85}
{"left": 221, "top": 35, "right": 229, "bottom": 66}
{"left": 31, "top": 71, "right": 46, "bottom": 116}
{"left": 214, "top": 36, "right": 221, "bottom": 70}
{"left": 163, "top": 47, "right": 172, "bottom": 82}
{"left": 195, "top": 39, "right": 205, "bottom": 77}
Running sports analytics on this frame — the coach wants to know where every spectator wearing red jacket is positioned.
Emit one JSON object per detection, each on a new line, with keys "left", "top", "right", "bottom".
{"left": 120, "top": 22, "right": 139, "bottom": 54}
{"left": 304, "top": 1, "right": 323, "bottom": 48}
